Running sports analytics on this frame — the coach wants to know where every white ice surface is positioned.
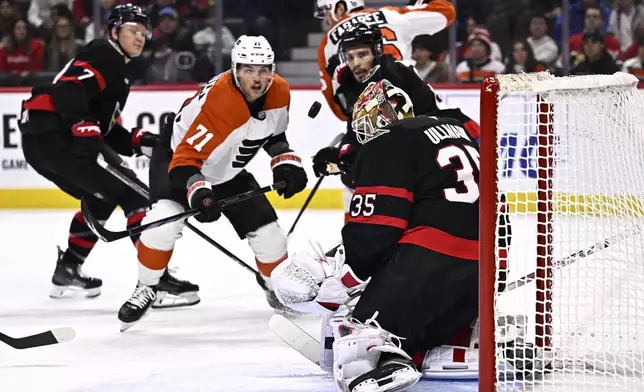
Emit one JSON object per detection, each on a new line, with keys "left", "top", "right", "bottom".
{"left": 0, "top": 210, "right": 477, "bottom": 392}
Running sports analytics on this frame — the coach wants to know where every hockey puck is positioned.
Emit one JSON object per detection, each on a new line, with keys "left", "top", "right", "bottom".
{"left": 308, "top": 101, "right": 322, "bottom": 118}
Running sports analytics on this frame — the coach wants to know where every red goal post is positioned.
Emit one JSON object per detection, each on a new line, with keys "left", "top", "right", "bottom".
{"left": 479, "top": 72, "right": 644, "bottom": 392}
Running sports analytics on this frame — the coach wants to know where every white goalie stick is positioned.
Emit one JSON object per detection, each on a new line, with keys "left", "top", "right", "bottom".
{"left": 503, "top": 222, "right": 643, "bottom": 292}
{"left": 269, "top": 314, "right": 321, "bottom": 365}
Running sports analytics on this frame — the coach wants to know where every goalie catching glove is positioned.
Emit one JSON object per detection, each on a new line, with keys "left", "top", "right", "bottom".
{"left": 270, "top": 244, "right": 368, "bottom": 314}
{"left": 312, "top": 143, "right": 356, "bottom": 177}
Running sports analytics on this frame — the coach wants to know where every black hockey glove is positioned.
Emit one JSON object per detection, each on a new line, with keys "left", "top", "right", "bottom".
{"left": 312, "top": 143, "right": 355, "bottom": 177}
{"left": 70, "top": 120, "right": 104, "bottom": 167}
{"left": 271, "top": 152, "right": 307, "bottom": 199}
{"left": 187, "top": 177, "right": 221, "bottom": 223}
{"left": 131, "top": 128, "right": 158, "bottom": 158}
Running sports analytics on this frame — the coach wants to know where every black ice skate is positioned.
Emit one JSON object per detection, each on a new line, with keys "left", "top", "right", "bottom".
{"left": 152, "top": 268, "right": 200, "bottom": 309}
{"left": 118, "top": 282, "right": 157, "bottom": 332}
{"left": 50, "top": 246, "right": 102, "bottom": 299}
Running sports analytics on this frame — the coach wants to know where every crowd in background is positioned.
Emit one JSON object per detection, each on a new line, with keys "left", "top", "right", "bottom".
{"left": 1, "top": 0, "right": 644, "bottom": 86}
{"left": 415, "top": 0, "right": 644, "bottom": 83}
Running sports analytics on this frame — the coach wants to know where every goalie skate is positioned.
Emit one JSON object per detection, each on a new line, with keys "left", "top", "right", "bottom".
{"left": 152, "top": 268, "right": 200, "bottom": 309}
{"left": 49, "top": 247, "right": 102, "bottom": 299}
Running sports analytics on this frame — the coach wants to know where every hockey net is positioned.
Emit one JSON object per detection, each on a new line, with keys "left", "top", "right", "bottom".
{"left": 479, "top": 72, "right": 644, "bottom": 392}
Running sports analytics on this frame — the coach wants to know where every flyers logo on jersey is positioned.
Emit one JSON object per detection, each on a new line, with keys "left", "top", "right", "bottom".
{"left": 232, "top": 137, "right": 269, "bottom": 168}
{"left": 329, "top": 11, "right": 388, "bottom": 45}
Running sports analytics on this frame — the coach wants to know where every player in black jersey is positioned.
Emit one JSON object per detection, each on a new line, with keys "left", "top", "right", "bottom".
{"left": 17, "top": 4, "right": 199, "bottom": 307}
{"left": 312, "top": 23, "right": 480, "bottom": 217}
{"left": 271, "top": 79, "right": 490, "bottom": 391}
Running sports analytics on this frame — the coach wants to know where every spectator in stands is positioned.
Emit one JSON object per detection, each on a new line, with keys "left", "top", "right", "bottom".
{"left": 553, "top": 0, "right": 612, "bottom": 43}
{"left": 411, "top": 34, "right": 448, "bottom": 83}
{"left": 146, "top": 0, "right": 174, "bottom": 28}
{"left": 571, "top": 29, "right": 620, "bottom": 75}
{"left": 28, "top": 0, "right": 72, "bottom": 38}
{"left": 144, "top": 6, "right": 194, "bottom": 83}
{"left": 191, "top": 7, "right": 236, "bottom": 57}
{"left": 0, "top": 19, "right": 44, "bottom": 84}
{"left": 0, "top": 0, "right": 19, "bottom": 44}
{"left": 617, "top": 18, "right": 644, "bottom": 63}
{"left": 527, "top": 13, "right": 559, "bottom": 67}
{"left": 83, "top": 0, "right": 115, "bottom": 43}
{"left": 455, "top": 31, "right": 504, "bottom": 83}
{"left": 150, "top": 6, "right": 192, "bottom": 52}
{"left": 570, "top": 6, "right": 621, "bottom": 58}
{"left": 45, "top": 13, "right": 81, "bottom": 72}
{"left": 192, "top": 32, "right": 214, "bottom": 83}
{"left": 609, "top": 0, "right": 644, "bottom": 51}
{"left": 504, "top": 39, "right": 547, "bottom": 74}
{"left": 457, "top": 19, "right": 502, "bottom": 63}
{"left": 622, "top": 36, "right": 644, "bottom": 80}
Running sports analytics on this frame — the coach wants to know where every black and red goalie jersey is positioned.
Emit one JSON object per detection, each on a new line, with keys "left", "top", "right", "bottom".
{"left": 20, "top": 39, "right": 135, "bottom": 153}
{"left": 342, "top": 113, "right": 481, "bottom": 279}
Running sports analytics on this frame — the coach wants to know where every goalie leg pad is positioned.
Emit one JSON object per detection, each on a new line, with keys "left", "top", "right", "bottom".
{"left": 247, "top": 221, "right": 287, "bottom": 277}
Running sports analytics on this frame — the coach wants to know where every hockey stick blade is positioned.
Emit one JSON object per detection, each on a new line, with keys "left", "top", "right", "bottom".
{"left": 83, "top": 181, "right": 286, "bottom": 242}
{"left": 269, "top": 314, "right": 320, "bottom": 365}
{"left": 0, "top": 327, "right": 75, "bottom": 349}
{"left": 504, "top": 223, "right": 643, "bottom": 292}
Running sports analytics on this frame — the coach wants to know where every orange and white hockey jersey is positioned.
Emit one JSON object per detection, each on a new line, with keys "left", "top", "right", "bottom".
{"left": 318, "top": 0, "right": 455, "bottom": 121}
{"left": 169, "top": 71, "right": 290, "bottom": 184}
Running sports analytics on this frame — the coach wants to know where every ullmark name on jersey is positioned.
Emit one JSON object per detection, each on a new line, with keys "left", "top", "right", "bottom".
{"left": 424, "top": 124, "right": 469, "bottom": 144}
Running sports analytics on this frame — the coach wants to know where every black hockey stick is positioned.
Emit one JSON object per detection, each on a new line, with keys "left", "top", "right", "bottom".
{"left": 503, "top": 223, "right": 643, "bottom": 292}
{"left": 82, "top": 181, "right": 286, "bottom": 243}
{"left": 95, "top": 154, "right": 259, "bottom": 277}
{"left": 0, "top": 327, "right": 75, "bottom": 349}
{"left": 287, "top": 132, "right": 345, "bottom": 238}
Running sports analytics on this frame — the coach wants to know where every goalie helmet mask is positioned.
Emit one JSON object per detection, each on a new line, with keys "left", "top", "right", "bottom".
{"left": 107, "top": 4, "right": 151, "bottom": 59}
{"left": 231, "top": 35, "right": 276, "bottom": 98}
{"left": 352, "top": 79, "right": 414, "bottom": 145}
{"left": 314, "top": 0, "right": 365, "bottom": 20}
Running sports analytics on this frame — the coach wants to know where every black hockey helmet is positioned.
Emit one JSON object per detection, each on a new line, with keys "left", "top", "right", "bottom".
{"left": 338, "top": 23, "right": 383, "bottom": 62}
{"left": 107, "top": 4, "right": 151, "bottom": 40}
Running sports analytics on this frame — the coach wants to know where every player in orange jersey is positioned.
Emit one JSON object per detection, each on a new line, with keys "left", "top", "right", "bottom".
{"left": 315, "top": 0, "right": 456, "bottom": 121}
{"left": 117, "top": 35, "right": 308, "bottom": 332}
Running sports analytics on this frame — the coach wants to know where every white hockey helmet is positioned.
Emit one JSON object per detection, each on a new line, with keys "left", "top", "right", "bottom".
{"left": 314, "top": 0, "right": 365, "bottom": 20}
{"left": 231, "top": 35, "right": 276, "bottom": 96}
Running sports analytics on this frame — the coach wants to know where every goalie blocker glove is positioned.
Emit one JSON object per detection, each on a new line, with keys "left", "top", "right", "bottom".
{"left": 186, "top": 175, "right": 221, "bottom": 223}
{"left": 270, "top": 152, "right": 307, "bottom": 199}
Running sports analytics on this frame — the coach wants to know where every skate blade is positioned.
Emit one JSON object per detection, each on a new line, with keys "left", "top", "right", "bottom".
{"left": 151, "top": 291, "right": 200, "bottom": 309}
{"left": 119, "top": 307, "right": 153, "bottom": 333}
{"left": 49, "top": 285, "right": 101, "bottom": 299}
{"left": 356, "top": 370, "right": 421, "bottom": 392}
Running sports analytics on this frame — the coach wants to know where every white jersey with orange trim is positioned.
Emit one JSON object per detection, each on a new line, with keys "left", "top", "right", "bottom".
{"left": 169, "top": 71, "right": 290, "bottom": 185}
{"left": 318, "top": 0, "right": 456, "bottom": 121}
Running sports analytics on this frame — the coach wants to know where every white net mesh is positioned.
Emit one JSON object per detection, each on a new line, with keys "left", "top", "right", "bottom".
{"left": 491, "top": 72, "right": 644, "bottom": 391}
